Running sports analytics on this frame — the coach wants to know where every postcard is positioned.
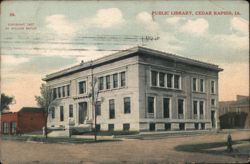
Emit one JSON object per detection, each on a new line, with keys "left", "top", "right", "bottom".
{"left": 0, "top": 0, "right": 249, "bottom": 163}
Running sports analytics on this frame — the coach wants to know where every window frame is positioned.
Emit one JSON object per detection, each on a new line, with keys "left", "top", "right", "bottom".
{"left": 124, "top": 97, "right": 131, "bottom": 114}
{"left": 78, "top": 81, "right": 86, "bottom": 94}
{"left": 109, "top": 99, "right": 115, "bottom": 119}
{"left": 147, "top": 96, "right": 155, "bottom": 114}
{"left": 69, "top": 104, "right": 73, "bottom": 118}
{"left": 163, "top": 97, "right": 171, "bottom": 118}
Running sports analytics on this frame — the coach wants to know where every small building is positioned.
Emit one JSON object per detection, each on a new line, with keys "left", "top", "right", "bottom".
{"left": 43, "top": 46, "right": 223, "bottom": 132}
{"left": 219, "top": 95, "right": 250, "bottom": 129}
{"left": 0, "top": 107, "right": 45, "bottom": 134}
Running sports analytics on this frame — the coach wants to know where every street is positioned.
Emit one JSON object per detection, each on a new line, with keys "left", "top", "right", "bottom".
{"left": 1, "top": 130, "right": 249, "bottom": 163}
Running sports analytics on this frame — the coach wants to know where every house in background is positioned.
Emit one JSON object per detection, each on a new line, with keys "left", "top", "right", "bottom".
{"left": 43, "top": 46, "right": 223, "bottom": 132}
{"left": 219, "top": 95, "right": 250, "bottom": 129}
{"left": 0, "top": 107, "right": 45, "bottom": 134}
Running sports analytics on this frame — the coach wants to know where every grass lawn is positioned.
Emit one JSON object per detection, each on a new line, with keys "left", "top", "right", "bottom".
{"left": 175, "top": 138, "right": 250, "bottom": 159}
{"left": 0, "top": 134, "right": 121, "bottom": 144}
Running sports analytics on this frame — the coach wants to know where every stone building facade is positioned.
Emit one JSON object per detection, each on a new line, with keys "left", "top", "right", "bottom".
{"left": 43, "top": 47, "right": 223, "bottom": 132}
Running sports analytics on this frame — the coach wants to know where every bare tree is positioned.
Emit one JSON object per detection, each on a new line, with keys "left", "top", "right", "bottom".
{"left": 35, "top": 83, "right": 56, "bottom": 138}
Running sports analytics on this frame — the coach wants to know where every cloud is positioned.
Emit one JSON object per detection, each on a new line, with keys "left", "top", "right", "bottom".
{"left": 136, "top": 12, "right": 159, "bottom": 31}
{"left": 45, "top": 15, "right": 76, "bottom": 36}
{"left": 230, "top": 17, "right": 248, "bottom": 35}
{"left": 1, "top": 55, "right": 30, "bottom": 65}
{"left": 90, "top": 8, "right": 125, "bottom": 28}
{"left": 166, "top": 17, "right": 186, "bottom": 25}
{"left": 179, "top": 18, "right": 209, "bottom": 36}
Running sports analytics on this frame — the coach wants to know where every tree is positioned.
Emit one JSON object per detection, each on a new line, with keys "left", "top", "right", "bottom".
{"left": 0, "top": 93, "right": 14, "bottom": 112}
{"left": 35, "top": 83, "right": 55, "bottom": 138}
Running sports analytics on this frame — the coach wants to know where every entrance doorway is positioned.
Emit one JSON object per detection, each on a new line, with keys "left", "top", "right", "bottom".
{"left": 211, "top": 111, "right": 216, "bottom": 128}
{"left": 79, "top": 102, "right": 87, "bottom": 124}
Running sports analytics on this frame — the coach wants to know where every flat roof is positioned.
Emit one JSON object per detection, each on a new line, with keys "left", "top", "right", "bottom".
{"left": 43, "top": 46, "right": 223, "bottom": 81}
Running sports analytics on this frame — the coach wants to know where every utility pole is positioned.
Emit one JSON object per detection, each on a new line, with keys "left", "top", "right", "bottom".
{"left": 91, "top": 62, "right": 97, "bottom": 141}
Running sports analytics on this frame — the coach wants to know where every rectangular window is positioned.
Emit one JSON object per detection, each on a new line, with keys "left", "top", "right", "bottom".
{"left": 165, "top": 123, "right": 171, "bottom": 130}
{"left": 211, "top": 99, "right": 215, "bottom": 106}
{"left": 66, "top": 85, "right": 70, "bottom": 96}
{"left": 79, "top": 81, "right": 86, "bottom": 94}
{"left": 159, "top": 72, "right": 165, "bottom": 87}
{"left": 167, "top": 74, "right": 173, "bottom": 88}
{"left": 120, "top": 72, "right": 126, "bottom": 87}
{"left": 113, "top": 73, "right": 118, "bottom": 88}
{"left": 3, "top": 122, "right": 9, "bottom": 134}
{"left": 147, "top": 97, "right": 154, "bottom": 113}
{"left": 109, "top": 99, "right": 115, "bottom": 119}
{"left": 60, "top": 106, "right": 64, "bottom": 121}
{"left": 123, "top": 123, "right": 130, "bottom": 131}
{"left": 200, "top": 79, "right": 204, "bottom": 92}
{"left": 96, "top": 101, "right": 101, "bottom": 116}
{"left": 178, "top": 99, "right": 184, "bottom": 119}
{"left": 108, "top": 124, "right": 114, "bottom": 131}
{"left": 98, "top": 77, "right": 104, "bottom": 90}
{"left": 58, "top": 87, "right": 61, "bottom": 98}
{"left": 149, "top": 123, "right": 155, "bottom": 131}
{"left": 194, "top": 123, "right": 199, "bottom": 130}
{"left": 193, "top": 78, "right": 197, "bottom": 91}
{"left": 53, "top": 88, "right": 57, "bottom": 99}
{"left": 106, "top": 75, "right": 111, "bottom": 89}
{"left": 179, "top": 123, "right": 185, "bottom": 130}
{"left": 50, "top": 107, "right": 55, "bottom": 119}
{"left": 11, "top": 122, "right": 16, "bottom": 134}
{"left": 163, "top": 98, "right": 170, "bottom": 118}
{"left": 62, "top": 86, "right": 65, "bottom": 97}
{"left": 211, "top": 81, "right": 215, "bottom": 94}
{"left": 174, "top": 75, "right": 180, "bottom": 89}
{"left": 200, "top": 101, "right": 204, "bottom": 115}
{"left": 96, "top": 124, "right": 101, "bottom": 131}
{"left": 193, "top": 101, "right": 198, "bottom": 115}
{"left": 124, "top": 97, "right": 131, "bottom": 114}
{"left": 69, "top": 105, "right": 73, "bottom": 118}
{"left": 151, "top": 71, "right": 158, "bottom": 86}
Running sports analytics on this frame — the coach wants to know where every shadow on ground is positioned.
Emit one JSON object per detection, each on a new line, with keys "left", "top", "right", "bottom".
{"left": 175, "top": 139, "right": 250, "bottom": 159}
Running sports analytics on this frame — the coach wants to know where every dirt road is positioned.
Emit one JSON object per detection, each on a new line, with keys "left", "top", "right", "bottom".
{"left": 1, "top": 130, "right": 249, "bottom": 163}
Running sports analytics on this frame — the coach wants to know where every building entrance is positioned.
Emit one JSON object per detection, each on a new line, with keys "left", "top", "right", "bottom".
{"left": 79, "top": 102, "right": 87, "bottom": 124}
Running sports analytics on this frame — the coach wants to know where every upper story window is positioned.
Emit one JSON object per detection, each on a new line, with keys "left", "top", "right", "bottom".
{"left": 79, "top": 81, "right": 86, "bottom": 94}
{"left": 120, "top": 72, "right": 126, "bottom": 87}
{"left": 167, "top": 74, "right": 173, "bottom": 88}
{"left": 62, "top": 86, "right": 65, "bottom": 97}
{"left": 106, "top": 75, "right": 110, "bottom": 89}
{"left": 151, "top": 71, "right": 158, "bottom": 86}
{"left": 53, "top": 88, "right": 57, "bottom": 99}
{"left": 151, "top": 70, "right": 181, "bottom": 89}
{"left": 58, "top": 87, "right": 61, "bottom": 98}
{"left": 200, "top": 79, "right": 205, "bottom": 92}
{"left": 211, "top": 80, "right": 216, "bottom": 94}
{"left": 124, "top": 97, "right": 131, "bottom": 114}
{"left": 147, "top": 96, "right": 154, "bottom": 114}
{"left": 98, "top": 77, "right": 104, "bottom": 91}
{"left": 192, "top": 78, "right": 197, "bottom": 92}
{"left": 159, "top": 72, "right": 165, "bottom": 87}
{"left": 113, "top": 73, "right": 118, "bottom": 88}
{"left": 174, "top": 75, "right": 180, "bottom": 89}
{"left": 66, "top": 85, "right": 70, "bottom": 96}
